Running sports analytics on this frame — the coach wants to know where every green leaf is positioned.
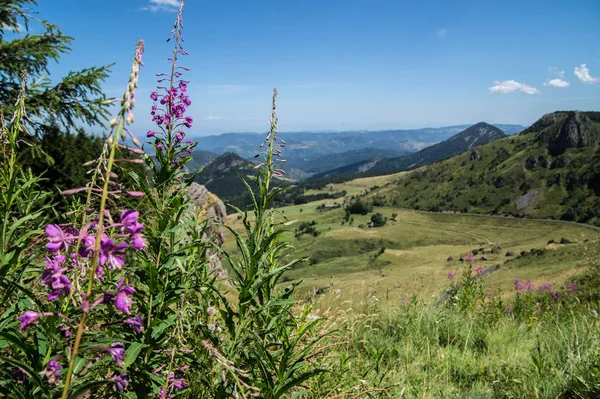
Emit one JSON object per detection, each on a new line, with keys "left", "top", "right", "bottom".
{"left": 123, "top": 342, "right": 147, "bottom": 368}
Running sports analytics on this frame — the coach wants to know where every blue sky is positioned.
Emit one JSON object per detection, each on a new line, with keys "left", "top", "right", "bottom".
{"left": 23, "top": 0, "right": 600, "bottom": 134}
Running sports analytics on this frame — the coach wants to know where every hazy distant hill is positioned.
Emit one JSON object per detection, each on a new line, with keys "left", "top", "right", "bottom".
{"left": 368, "top": 111, "right": 600, "bottom": 225}
{"left": 313, "top": 122, "right": 507, "bottom": 178}
{"left": 190, "top": 124, "right": 524, "bottom": 176}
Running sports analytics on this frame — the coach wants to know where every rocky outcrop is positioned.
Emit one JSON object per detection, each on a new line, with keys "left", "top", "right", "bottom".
{"left": 529, "top": 111, "right": 600, "bottom": 155}
{"left": 186, "top": 182, "right": 228, "bottom": 278}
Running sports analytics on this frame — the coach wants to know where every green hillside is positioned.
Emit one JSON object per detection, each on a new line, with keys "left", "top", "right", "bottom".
{"left": 364, "top": 111, "right": 600, "bottom": 225}
{"left": 193, "top": 152, "right": 258, "bottom": 208}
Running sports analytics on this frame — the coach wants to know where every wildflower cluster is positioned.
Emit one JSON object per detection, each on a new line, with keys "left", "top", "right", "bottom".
{"left": 446, "top": 253, "right": 486, "bottom": 312}
{"left": 146, "top": 0, "right": 196, "bottom": 175}
{"left": 17, "top": 209, "right": 145, "bottom": 386}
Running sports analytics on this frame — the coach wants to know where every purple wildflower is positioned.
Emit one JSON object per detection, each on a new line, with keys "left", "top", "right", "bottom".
{"left": 12, "top": 368, "right": 26, "bottom": 382}
{"left": 42, "top": 356, "right": 63, "bottom": 384}
{"left": 58, "top": 323, "right": 72, "bottom": 339}
{"left": 99, "top": 238, "right": 128, "bottom": 269}
{"left": 124, "top": 316, "right": 144, "bottom": 334}
{"left": 447, "top": 272, "right": 456, "bottom": 280}
{"left": 551, "top": 291, "right": 559, "bottom": 301}
{"left": 514, "top": 278, "right": 534, "bottom": 293}
{"left": 538, "top": 283, "right": 553, "bottom": 292}
{"left": 46, "top": 224, "right": 69, "bottom": 253}
{"left": 120, "top": 209, "right": 139, "bottom": 226}
{"left": 465, "top": 254, "right": 474, "bottom": 264}
{"left": 565, "top": 283, "right": 579, "bottom": 292}
{"left": 475, "top": 265, "right": 484, "bottom": 276}
{"left": 169, "top": 372, "right": 189, "bottom": 390}
{"left": 41, "top": 255, "right": 71, "bottom": 301}
{"left": 159, "top": 388, "right": 171, "bottom": 399}
{"left": 150, "top": 91, "right": 158, "bottom": 101}
{"left": 110, "top": 373, "right": 128, "bottom": 392}
{"left": 115, "top": 280, "right": 135, "bottom": 314}
{"left": 18, "top": 311, "right": 41, "bottom": 330}
{"left": 90, "top": 342, "right": 125, "bottom": 367}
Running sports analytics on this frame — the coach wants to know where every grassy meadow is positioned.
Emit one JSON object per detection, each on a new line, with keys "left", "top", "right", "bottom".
{"left": 222, "top": 197, "right": 600, "bottom": 397}
{"left": 225, "top": 197, "right": 600, "bottom": 310}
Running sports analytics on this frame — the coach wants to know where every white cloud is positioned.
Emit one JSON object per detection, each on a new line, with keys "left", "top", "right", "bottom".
{"left": 142, "top": 0, "right": 180, "bottom": 12}
{"left": 203, "top": 115, "right": 231, "bottom": 121}
{"left": 544, "top": 78, "right": 570, "bottom": 88}
{"left": 489, "top": 80, "right": 540, "bottom": 95}
{"left": 437, "top": 29, "right": 448, "bottom": 39}
{"left": 574, "top": 64, "right": 599, "bottom": 84}
{"left": 2, "top": 22, "right": 24, "bottom": 33}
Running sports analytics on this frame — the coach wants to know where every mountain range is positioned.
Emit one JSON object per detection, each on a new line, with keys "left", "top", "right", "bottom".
{"left": 190, "top": 124, "right": 525, "bottom": 178}
{"left": 311, "top": 122, "right": 507, "bottom": 178}
{"left": 191, "top": 122, "right": 520, "bottom": 209}
{"left": 364, "top": 111, "right": 600, "bottom": 225}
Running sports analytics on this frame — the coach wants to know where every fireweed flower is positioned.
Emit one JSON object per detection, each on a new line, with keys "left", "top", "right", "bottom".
{"left": 566, "top": 283, "right": 579, "bottom": 292}
{"left": 514, "top": 278, "right": 534, "bottom": 293}
{"left": 475, "top": 265, "right": 484, "bottom": 276}
{"left": 538, "top": 283, "right": 553, "bottom": 292}
{"left": 124, "top": 316, "right": 144, "bottom": 334}
{"left": 42, "top": 356, "right": 63, "bottom": 384}
{"left": 99, "top": 238, "right": 128, "bottom": 269}
{"left": 41, "top": 255, "right": 72, "bottom": 301}
{"left": 447, "top": 272, "right": 456, "bottom": 280}
{"left": 120, "top": 210, "right": 145, "bottom": 250}
{"left": 18, "top": 311, "right": 47, "bottom": 330}
{"left": 115, "top": 280, "right": 135, "bottom": 314}
{"left": 110, "top": 373, "right": 129, "bottom": 392}
{"left": 90, "top": 342, "right": 126, "bottom": 367}
{"left": 46, "top": 224, "right": 69, "bottom": 253}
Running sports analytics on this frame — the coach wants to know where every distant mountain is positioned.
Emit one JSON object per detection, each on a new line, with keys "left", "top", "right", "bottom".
{"left": 302, "top": 147, "right": 409, "bottom": 174}
{"left": 190, "top": 124, "right": 525, "bottom": 176}
{"left": 368, "top": 111, "right": 600, "bottom": 225}
{"left": 193, "top": 152, "right": 258, "bottom": 209}
{"left": 313, "top": 122, "right": 507, "bottom": 178}
{"left": 187, "top": 150, "right": 218, "bottom": 171}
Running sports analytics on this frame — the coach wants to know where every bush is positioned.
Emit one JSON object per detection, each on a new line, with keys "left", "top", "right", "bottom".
{"left": 370, "top": 212, "right": 387, "bottom": 227}
{"left": 347, "top": 199, "right": 372, "bottom": 215}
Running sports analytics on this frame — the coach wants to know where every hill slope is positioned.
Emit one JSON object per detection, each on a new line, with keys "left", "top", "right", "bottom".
{"left": 367, "top": 111, "right": 600, "bottom": 225}
{"left": 314, "top": 122, "right": 507, "bottom": 178}
{"left": 193, "top": 152, "right": 258, "bottom": 208}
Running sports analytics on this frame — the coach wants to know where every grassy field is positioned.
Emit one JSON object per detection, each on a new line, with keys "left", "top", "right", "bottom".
{"left": 303, "top": 171, "right": 407, "bottom": 198}
{"left": 224, "top": 200, "right": 600, "bottom": 310}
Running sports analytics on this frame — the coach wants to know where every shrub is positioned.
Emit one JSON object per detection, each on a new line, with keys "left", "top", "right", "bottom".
{"left": 370, "top": 212, "right": 387, "bottom": 227}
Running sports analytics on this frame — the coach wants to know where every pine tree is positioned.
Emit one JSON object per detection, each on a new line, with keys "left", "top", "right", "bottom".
{"left": 0, "top": 0, "right": 112, "bottom": 130}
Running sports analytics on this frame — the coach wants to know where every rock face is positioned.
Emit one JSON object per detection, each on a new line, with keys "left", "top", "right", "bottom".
{"left": 530, "top": 111, "right": 600, "bottom": 155}
{"left": 186, "top": 182, "right": 228, "bottom": 278}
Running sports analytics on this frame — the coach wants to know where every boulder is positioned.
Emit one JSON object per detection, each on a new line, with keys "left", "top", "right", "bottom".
{"left": 186, "top": 182, "right": 228, "bottom": 278}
